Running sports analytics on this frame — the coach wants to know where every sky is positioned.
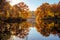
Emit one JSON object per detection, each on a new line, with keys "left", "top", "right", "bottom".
{"left": 9, "top": 0, "right": 60, "bottom": 11}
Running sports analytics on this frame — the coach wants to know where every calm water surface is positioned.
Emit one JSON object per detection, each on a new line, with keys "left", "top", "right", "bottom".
{"left": 9, "top": 27, "right": 60, "bottom": 40}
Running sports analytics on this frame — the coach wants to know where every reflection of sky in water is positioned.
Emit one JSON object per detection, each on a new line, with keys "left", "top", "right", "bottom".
{"left": 27, "top": 27, "right": 60, "bottom": 40}
{"left": 12, "top": 27, "right": 60, "bottom": 40}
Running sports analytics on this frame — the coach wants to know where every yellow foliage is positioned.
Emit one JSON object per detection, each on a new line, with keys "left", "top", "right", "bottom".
{"left": 47, "top": 11, "right": 54, "bottom": 17}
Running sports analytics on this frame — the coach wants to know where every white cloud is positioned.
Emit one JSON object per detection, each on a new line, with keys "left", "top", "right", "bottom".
{"left": 10, "top": 0, "right": 24, "bottom": 6}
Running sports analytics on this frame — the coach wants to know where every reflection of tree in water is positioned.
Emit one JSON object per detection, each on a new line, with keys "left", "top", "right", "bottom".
{"left": 10, "top": 22, "right": 31, "bottom": 38}
{"left": 0, "top": 22, "right": 11, "bottom": 40}
{"left": 35, "top": 2, "right": 60, "bottom": 37}
{"left": 35, "top": 22, "right": 60, "bottom": 37}
{"left": 0, "top": 21, "right": 31, "bottom": 40}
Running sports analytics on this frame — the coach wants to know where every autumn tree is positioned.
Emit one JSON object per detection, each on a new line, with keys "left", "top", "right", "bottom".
{"left": 35, "top": 2, "right": 60, "bottom": 26}
{"left": 11, "top": 2, "right": 31, "bottom": 19}
{"left": 35, "top": 3, "right": 54, "bottom": 18}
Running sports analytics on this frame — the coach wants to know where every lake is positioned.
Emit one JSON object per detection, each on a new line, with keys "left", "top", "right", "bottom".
{"left": 0, "top": 19, "right": 60, "bottom": 40}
